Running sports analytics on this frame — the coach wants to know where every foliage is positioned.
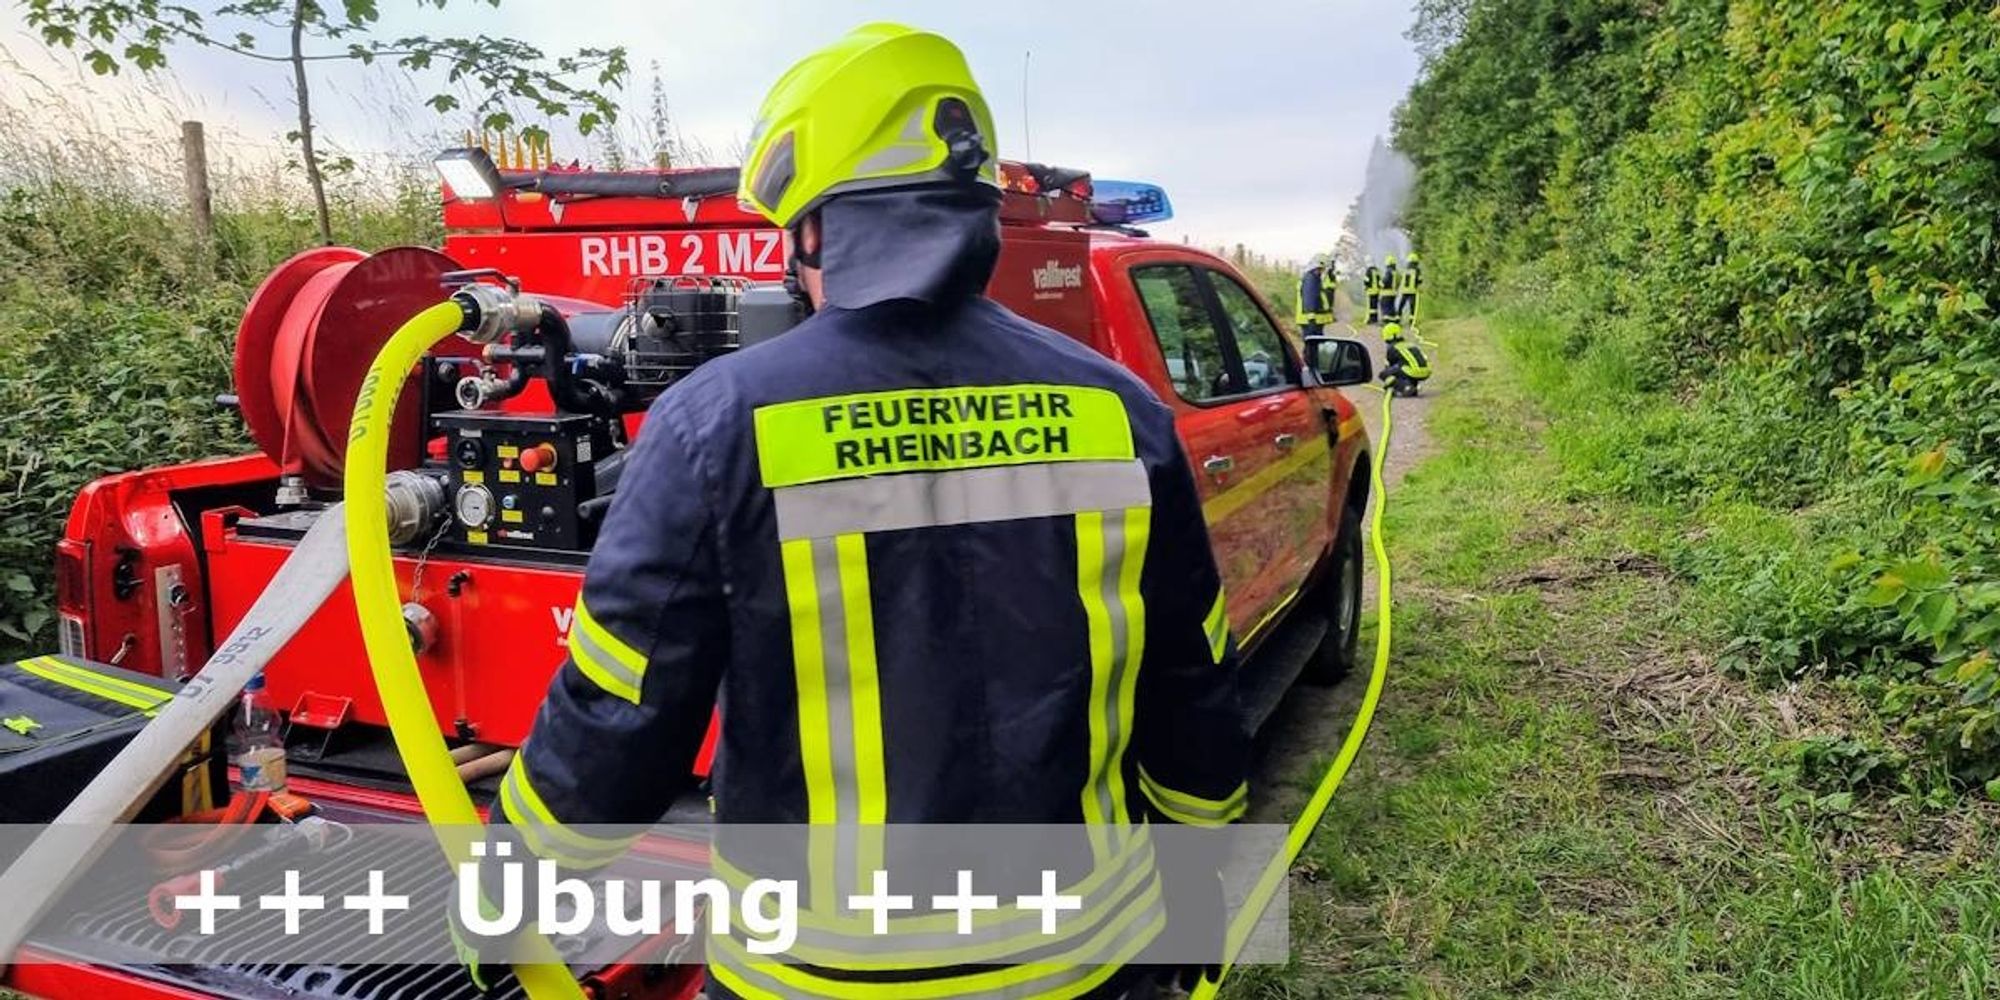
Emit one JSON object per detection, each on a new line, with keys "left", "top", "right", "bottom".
{"left": 1236, "top": 317, "right": 2000, "bottom": 999}
{"left": 22, "top": 0, "right": 626, "bottom": 138}
{"left": 0, "top": 165, "right": 436, "bottom": 658}
{"left": 21, "top": 0, "right": 627, "bottom": 240}
{"left": 1398, "top": 0, "right": 2000, "bottom": 787}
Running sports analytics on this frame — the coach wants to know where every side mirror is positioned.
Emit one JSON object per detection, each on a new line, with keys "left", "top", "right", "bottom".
{"left": 1303, "top": 336, "right": 1373, "bottom": 387}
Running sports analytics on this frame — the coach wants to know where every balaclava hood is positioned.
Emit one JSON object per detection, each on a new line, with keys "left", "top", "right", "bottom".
{"left": 815, "top": 185, "right": 1003, "bottom": 311}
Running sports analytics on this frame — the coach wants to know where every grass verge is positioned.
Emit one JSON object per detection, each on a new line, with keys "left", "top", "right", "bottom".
{"left": 1234, "top": 316, "right": 2000, "bottom": 998}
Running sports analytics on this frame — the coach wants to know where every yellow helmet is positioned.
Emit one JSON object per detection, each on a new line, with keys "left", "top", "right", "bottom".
{"left": 1383, "top": 322, "right": 1404, "bottom": 341}
{"left": 739, "top": 23, "right": 1000, "bottom": 228}
{"left": 1384, "top": 254, "right": 1399, "bottom": 266}
{"left": 1407, "top": 252, "right": 1421, "bottom": 264}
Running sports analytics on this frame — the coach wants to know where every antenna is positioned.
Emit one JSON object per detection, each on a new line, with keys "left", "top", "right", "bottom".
{"left": 1021, "top": 50, "right": 1033, "bottom": 162}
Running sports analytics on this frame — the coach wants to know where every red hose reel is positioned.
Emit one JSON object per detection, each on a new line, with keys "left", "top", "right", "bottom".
{"left": 233, "top": 246, "right": 478, "bottom": 486}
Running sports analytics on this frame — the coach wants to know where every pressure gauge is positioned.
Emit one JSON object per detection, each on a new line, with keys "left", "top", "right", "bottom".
{"left": 454, "top": 483, "right": 495, "bottom": 528}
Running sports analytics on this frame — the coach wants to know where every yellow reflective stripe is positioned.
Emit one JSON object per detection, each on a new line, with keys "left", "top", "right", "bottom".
{"left": 1202, "top": 589, "right": 1229, "bottom": 663}
{"left": 836, "top": 534, "right": 887, "bottom": 883}
{"left": 708, "top": 963, "right": 785, "bottom": 1000}
{"left": 568, "top": 598, "right": 646, "bottom": 703}
{"left": 1075, "top": 506, "right": 1148, "bottom": 859}
{"left": 1201, "top": 433, "right": 1329, "bottom": 525}
{"left": 1108, "top": 506, "right": 1148, "bottom": 837}
{"left": 574, "top": 599, "right": 647, "bottom": 672}
{"left": 709, "top": 875, "right": 1165, "bottom": 1000}
{"left": 567, "top": 636, "right": 641, "bottom": 705}
{"left": 496, "top": 757, "right": 638, "bottom": 869}
{"left": 34, "top": 657, "right": 173, "bottom": 705}
{"left": 1075, "top": 510, "right": 1114, "bottom": 856}
{"left": 781, "top": 538, "right": 838, "bottom": 827}
{"left": 17, "top": 657, "right": 167, "bottom": 717}
{"left": 1138, "top": 765, "right": 1247, "bottom": 827}
{"left": 754, "top": 384, "right": 1136, "bottom": 488}
{"left": 1143, "top": 788, "right": 1242, "bottom": 827}
{"left": 782, "top": 536, "right": 840, "bottom": 913}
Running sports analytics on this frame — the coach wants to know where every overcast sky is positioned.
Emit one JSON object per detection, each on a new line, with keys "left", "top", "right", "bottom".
{"left": 1, "top": 1, "right": 1421, "bottom": 260}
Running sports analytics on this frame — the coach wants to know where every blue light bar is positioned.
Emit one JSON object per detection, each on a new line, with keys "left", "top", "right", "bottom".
{"left": 1090, "top": 180, "right": 1174, "bottom": 226}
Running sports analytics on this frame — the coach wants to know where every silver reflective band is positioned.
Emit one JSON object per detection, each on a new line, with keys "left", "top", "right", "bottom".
{"left": 773, "top": 460, "right": 1151, "bottom": 541}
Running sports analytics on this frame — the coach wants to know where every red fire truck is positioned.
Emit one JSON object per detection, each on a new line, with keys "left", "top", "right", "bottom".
{"left": 5, "top": 153, "right": 1375, "bottom": 1000}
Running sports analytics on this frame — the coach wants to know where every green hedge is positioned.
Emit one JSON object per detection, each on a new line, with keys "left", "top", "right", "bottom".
{"left": 1400, "top": 0, "right": 2000, "bottom": 790}
{"left": 0, "top": 178, "right": 436, "bottom": 658}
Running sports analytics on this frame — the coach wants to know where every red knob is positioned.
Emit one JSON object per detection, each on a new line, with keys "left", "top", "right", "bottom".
{"left": 519, "top": 443, "right": 557, "bottom": 473}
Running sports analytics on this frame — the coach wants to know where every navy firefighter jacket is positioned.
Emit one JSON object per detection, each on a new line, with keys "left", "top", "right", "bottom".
{"left": 487, "top": 290, "right": 1250, "bottom": 993}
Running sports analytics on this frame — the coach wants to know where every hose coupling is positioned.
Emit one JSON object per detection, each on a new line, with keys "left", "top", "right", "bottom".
{"left": 452, "top": 284, "right": 544, "bottom": 345}
{"left": 455, "top": 372, "right": 507, "bottom": 409}
{"left": 382, "top": 469, "right": 447, "bottom": 546}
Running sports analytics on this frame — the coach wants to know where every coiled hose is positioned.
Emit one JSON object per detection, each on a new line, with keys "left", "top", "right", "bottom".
{"left": 1193, "top": 382, "right": 1397, "bottom": 998}
{"left": 343, "top": 298, "right": 586, "bottom": 1000}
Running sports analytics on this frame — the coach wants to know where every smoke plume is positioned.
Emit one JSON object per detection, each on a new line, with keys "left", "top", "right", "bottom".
{"left": 1353, "top": 137, "right": 1415, "bottom": 263}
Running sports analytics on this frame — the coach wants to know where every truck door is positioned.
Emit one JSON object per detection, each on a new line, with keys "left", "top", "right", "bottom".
{"left": 1127, "top": 264, "right": 1321, "bottom": 640}
{"left": 1195, "top": 270, "right": 1330, "bottom": 639}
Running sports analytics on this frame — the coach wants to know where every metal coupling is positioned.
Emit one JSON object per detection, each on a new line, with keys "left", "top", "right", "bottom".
{"left": 383, "top": 469, "right": 447, "bottom": 546}
{"left": 401, "top": 601, "right": 440, "bottom": 654}
{"left": 455, "top": 373, "right": 505, "bottom": 410}
{"left": 273, "top": 473, "right": 310, "bottom": 508}
{"left": 452, "top": 283, "right": 543, "bottom": 345}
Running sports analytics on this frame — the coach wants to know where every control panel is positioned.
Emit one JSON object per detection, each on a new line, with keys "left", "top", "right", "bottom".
{"left": 433, "top": 412, "right": 614, "bottom": 552}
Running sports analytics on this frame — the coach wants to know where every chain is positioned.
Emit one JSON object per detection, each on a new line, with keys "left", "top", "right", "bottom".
{"left": 407, "top": 515, "right": 454, "bottom": 601}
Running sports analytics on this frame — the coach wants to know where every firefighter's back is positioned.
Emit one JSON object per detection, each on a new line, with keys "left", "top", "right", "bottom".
{"left": 652, "top": 294, "right": 1181, "bottom": 826}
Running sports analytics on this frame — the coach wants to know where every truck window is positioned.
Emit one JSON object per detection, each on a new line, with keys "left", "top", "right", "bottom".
{"left": 1205, "top": 273, "right": 1298, "bottom": 392}
{"left": 1133, "top": 265, "right": 1236, "bottom": 402}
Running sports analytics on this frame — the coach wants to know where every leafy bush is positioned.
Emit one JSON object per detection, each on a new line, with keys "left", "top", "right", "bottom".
{"left": 1403, "top": 0, "right": 2000, "bottom": 787}
{"left": 0, "top": 171, "right": 436, "bottom": 657}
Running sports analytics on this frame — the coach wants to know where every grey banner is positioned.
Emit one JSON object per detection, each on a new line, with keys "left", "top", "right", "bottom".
{"left": 0, "top": 822, "right": 1289, "bottom": 973}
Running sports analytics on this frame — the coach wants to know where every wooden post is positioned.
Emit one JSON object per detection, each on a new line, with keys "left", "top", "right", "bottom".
{"left": 180, "top": 120, "right": 213, "bottom": 242}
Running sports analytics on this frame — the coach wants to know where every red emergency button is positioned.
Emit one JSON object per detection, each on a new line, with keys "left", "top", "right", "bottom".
{"left": 519, "top": 443, "right": 558, "bottom": 473}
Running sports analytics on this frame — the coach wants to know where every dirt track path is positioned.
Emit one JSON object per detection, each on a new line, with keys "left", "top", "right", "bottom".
{"left": 1245, "top": 318, "right": 1459, "bottom": 823}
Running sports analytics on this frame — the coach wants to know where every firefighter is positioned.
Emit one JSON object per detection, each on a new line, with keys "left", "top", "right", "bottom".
{"left": 1363, "top": 261, "right": 1383, "bottom": 326}
{"left": 1380, "top": 321, "right": 1432, "bottom": 397}
{"left": 1379, "top": 255, "right": 1401, "bottom": 321}
{"left": 1296, "top": 253, "right": 1335, "bottom": 337}
{"left": 1400, "top": 251, "right": 1422, "bottom": 322}
{"left": 459, "top": 22, "right": 1247, "bottom": 1000}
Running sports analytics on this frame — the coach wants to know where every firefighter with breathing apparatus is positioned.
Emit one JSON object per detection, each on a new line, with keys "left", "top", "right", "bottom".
{"left": 451, "top": 21, "right": 1248, "bottom": 1000}
{"left": 1295, "top": 253, "right": 1335, "bottom": 338}
{"left": 1379, "top": 321, "right": 1431, "bottom": 397}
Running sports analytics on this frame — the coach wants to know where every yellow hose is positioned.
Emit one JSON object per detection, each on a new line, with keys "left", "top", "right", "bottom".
{"left": 1194, "top": 384, "right": 1396, "bottom": 998}
{"left": 344, "top": 299, "right": 586, "bottom": 1000}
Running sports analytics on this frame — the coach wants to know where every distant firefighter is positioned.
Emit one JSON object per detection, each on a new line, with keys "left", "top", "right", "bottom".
{"left": 1364, "top": 262, "right": 1383, "bottom": 326}
{"left": 1380, "top": 255, "right": 1401, "bottom": 321}
{"left": 1295, "top": 254, "right": 1335, "bottom": 337}
{"left": 1400, "top": 252, "right": 1422, "bottom": 321}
